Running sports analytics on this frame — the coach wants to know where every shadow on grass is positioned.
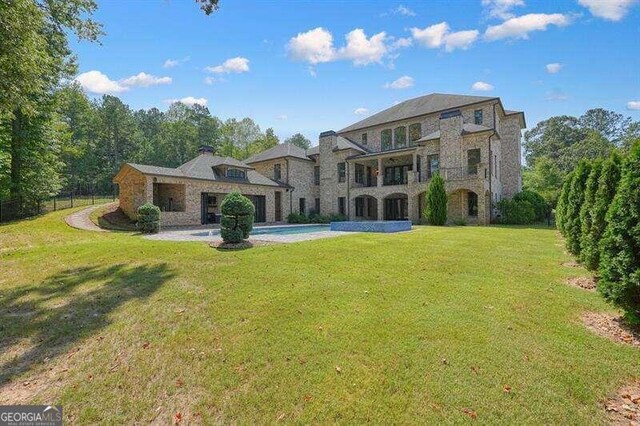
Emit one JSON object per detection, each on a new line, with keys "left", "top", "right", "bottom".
{"left": 0, "top": 263, "right": 175, "bottom": 385}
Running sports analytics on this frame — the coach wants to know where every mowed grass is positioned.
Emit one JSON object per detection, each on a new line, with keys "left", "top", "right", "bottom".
{"left": 0, "top": 208, "right": 637, "bottom": 424}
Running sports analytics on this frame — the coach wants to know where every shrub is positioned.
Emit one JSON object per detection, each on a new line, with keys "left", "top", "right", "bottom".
{"left": 513, "top": 190, "right": 548, "bottom": 222}
{"left": 452, "top": 218, "right": 467, "bottom": 226}
{"left": 307, "top": 212, "right": 329, "bottom": 224}
{"left": 581, "top": 152, "right": 622, "bottom": 270}
{"left": 598, "top": 141, "right": 640, "bottom": 324}
{"left": 137, "top": 203, "right": 160, "bottom": 233}
{"left": 425, "top": 173, "right": 447, "bottom": 225}
{"left": 564, "top": 160, "right": 592, "bottom": 255}
{"left": 220, "top": 192, "right": 255, "bottom": 243}
{"left": 328, "top": 213, "right": 347, "bottom": 222}
{"left": 555, "top": 171, "right": 574, "bottom": 233}
{"left": 287, "top": 212, "right": 309, "bottom": 224}
{"left": 578, "top": 160, "right": 603, "bottom": 269}
{"left": 496, "top": 198, "right": 536, "bottom": 225}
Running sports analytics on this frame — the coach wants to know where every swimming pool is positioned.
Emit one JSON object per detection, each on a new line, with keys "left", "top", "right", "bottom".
{"left": 193, "top": 224, "right": 330, "bottom": 237}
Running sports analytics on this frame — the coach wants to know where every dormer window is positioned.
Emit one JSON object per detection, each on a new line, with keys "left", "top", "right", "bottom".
{"left": 474, "top": 109, "right": 483, "bottom": 125}
{"left": 226, "top": 168, "right": 246, "bottom": 179}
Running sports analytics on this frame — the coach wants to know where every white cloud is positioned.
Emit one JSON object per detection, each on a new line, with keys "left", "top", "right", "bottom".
{"left": 338, "top": 29, "right": 388, "bottom": 66}
{"left": 578, "top": 0, "right": 638, "bottom": 21}
{"left": 485, "top": 13, "right": 570, "bottom": 40}
{"left": 472, "top": 81, "right": 494, "bottom": 91}
{"left": 482, "top": 0, "right": 525, "bottom": 19}
{"left": 286, "top": 27, "right": 337, "bottom": 64}
{"left": 545, "top": 89, "right": 568, "bottom": 101}
{"left": 545, "top": 63, "right": 563, "bottom": 73}
{"left": 393, "top": 5, "right": 416, "bottom": 16}
{"left": 163, "top": 59, "right": 179, "bottom": 68}
{"left": 276, "top": 114, "right": 288, "bottom": 120}
{"left": 206, "top": 57, "right": 250, "bottom": 74}
{"left": 411, "top": 22, "right": 479, "bottom": 51}
{"left": 384, "top": 75, "right": 415, "bottom": 89}
{"left": 391, "top": 37, "right": 413, "bottom": 49}
{"left": 627, "top": 101, "right": 640, "bottom": 110}
{"left": 354, "top": 107, "right": 370, "bottom": 115}
{"left": 120, "top": 72, "right": 172, "bottom": 88}
{"left": 75, "top": 70, "right": 128, "bottom": 94}
{"left": 165, "top": 96, "right": 208, "bottom": 107}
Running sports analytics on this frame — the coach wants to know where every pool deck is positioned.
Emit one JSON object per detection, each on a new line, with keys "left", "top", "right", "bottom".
{"left": 144, "top": 224, "right": 353, "bottom": 243}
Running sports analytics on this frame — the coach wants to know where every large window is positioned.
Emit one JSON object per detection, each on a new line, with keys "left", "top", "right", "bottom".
{"left": 273, "top": 163, "right": 281, "bottom": 180}
{"left": 474, "top": 109, "right": 483, "bottom": 125}
{"left": 409, "top": 123, "right": 422, "bottom": 144}
{"left": 299, "top": 198, "right": 306, "bottom": 214}
{"left": 314, "top": 165, "right": 320, "bottom": 185}
{"left": 468, "top": 192, "right": 478, "bottom": 216}
{"left": 338, "top": 197, "right": 346, "bottom": 215}
{"left": 381, "top": 129, "right": 392, "bottom": 151}
{"left": 337, "top": 162, "right": 346, "bottom": 183}
{"left": 394, "top": 126, "right": 407, "bottom": 148}
{"left": 362, "top": 133, "right": 368, "bottom": 145}
{"left": 355, "top": 164, "right": 365, "bottom": 184}
{"left": 467, "top": 148, "right": 481, "bottom": 175}
{"left": 427, "top": 154, "right": 439, "bottom": 178}
{"left": 226, "top": 168, "right": 246, "bottom": 179}
{"left": 384, "top": 165, "right": 411, "bottom": 185}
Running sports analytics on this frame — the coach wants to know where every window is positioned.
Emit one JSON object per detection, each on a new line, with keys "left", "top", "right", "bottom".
{"left": 362, "top": 133, "right": 368, "bottom": 145}
{"left": 299, "top": 198, "right": 306, "bottom": 214}
{"left": 394, "top": 126, "right": 407, "bottom": 148}
{"left": 273, "top": 163, "right": 282, "bottom": 180}
{"left": 338, "top": 197, "right": 346, "bottom": 215}
{"left": 355, "top": 197, "right": 364, "bottom": 217}
{"left": 427, "top": 154, "right": 440, "bottom": 178}
{"left": 467, "top": 148, "right": 481, "bottom": 175}
{"left": 474, "top": 109, "right": 483, "bottom": 125}
{"left": 226, "top": 168, "right": 246, "bottom": 179}
{"left": 384, "top": 165, "right": 411, "bottom": 185}
{"left": 337, "top": 162, "right": 346, "bottom": 183}
{"left": 314, "top": 198, "right": 320, "bottom": 214}
{"left": 409, "top": 123, "right": 422, "bottom": 144}
{"left": 355, "top": 164, "right": 365, "bottom": 184}
{"left": 314, "top": 165, "right": 320, "bottom": 185}
{"left": 381, "top": 129, "right": 392, "bottom": 151}
{"left": 468, "top": 192, "right": 478, "bottom": 217}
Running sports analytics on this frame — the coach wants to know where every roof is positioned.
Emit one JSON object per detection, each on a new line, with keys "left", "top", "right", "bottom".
{"left": 123, "top": 154, "right": 284, "bottom": 187}
{"left": 333, "top": 136, "right": 370, "bottom": 154}
{"left": 244, "top": 143, "right": 313, "bottom": 164}
{"left": 306, "top": 145, "right": 319, "bottom": 156}
{"left": 415, "top": 123, "right": 494, "bottom": 143}
{"left": 338, "top": 93, "right": 497, "bottom": 133}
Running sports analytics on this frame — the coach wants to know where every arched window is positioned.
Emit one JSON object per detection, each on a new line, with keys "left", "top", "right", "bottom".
{"left": 394, "top": 126, "right": 407, "bottom": 148}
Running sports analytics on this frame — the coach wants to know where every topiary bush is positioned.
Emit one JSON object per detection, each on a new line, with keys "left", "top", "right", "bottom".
{"left": 137, "top": 202, "right": 161, "bottom": 233}
{"left": 513, "top": 190, "right": 548, "bottom": 222}
{"left": 220, "top": 191, "right": 255, "bottom": 243}
{"left": 425, "top": 173, "right": 447, "bottom": 225}
{"left": 578, "top": 160, "right": 603, "bottom": 269}
{"left": 598, "top": 141, "right": 640, "bottom": 324}
{"left": 287, "top": 212, "right": 309, "bottom": 224}
{"left": 496, "top": 198, "right": 536, "bottom": 225}
{"left": 581, "top": 152, "right": 622, "bottom": 270}
{"left": 564, "top": 160, "right": 592, "bottom": 255}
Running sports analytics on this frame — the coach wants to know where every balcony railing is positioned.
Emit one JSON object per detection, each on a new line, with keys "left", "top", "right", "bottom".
{"left": 418, "top": 167, "right": 485, "bottom": 182}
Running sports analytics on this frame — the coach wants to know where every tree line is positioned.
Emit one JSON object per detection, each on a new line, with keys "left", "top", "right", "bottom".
{"left": 556, "top": 142, "right": 640, "bottom": 324}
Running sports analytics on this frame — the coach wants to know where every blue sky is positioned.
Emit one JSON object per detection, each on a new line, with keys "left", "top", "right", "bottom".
{"left": 71, "top": 0, "right": 640, "bottom": 142}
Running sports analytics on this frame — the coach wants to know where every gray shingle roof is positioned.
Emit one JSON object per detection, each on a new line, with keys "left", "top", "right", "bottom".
{"left": 338, "top": 93, "right": 497, "bottom": 133}
{"left": 306, "top": 145, "right": 319, "bottom": 156}
{"left": 244, "top": 143, "right": 312, "bottom": 164}
{"left": 126, "top": 154, "right": 284, "bottom": 187}
{"left": 333, "top": 136, "right": 370, "bottom": 153}
{"left": 415, "top": 123, "right": 493, "bottom": 143}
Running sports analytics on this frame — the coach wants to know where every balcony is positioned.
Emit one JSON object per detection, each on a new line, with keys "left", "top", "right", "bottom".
{"left": 418, "top": 166, "right": 487, "bottom": 182}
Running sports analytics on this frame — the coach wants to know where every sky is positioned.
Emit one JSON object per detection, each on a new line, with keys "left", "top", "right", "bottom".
{"left": 71, "top": 0, "right": 640, "bottom": 142}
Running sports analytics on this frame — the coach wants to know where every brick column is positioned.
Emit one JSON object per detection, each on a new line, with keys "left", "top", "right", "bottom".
{"left": 377, "top": 158, "right": 383, "bottom": 187}
{"left": 377, "top": 197, "right": 384, "bottom": 221}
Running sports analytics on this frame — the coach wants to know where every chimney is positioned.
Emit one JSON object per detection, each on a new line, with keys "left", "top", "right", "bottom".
{"left": 198, "top": 145, "right": 214, "bottom": 155}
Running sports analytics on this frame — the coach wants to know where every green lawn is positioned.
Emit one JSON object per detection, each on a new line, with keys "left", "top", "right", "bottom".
{"left": 0, "top": 208, "right": 637, "bottom": 423}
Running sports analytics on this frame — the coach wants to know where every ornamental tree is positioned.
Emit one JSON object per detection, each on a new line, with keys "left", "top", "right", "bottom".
{"left": 598, "top": 141, "right": 640, "bottom": 323}
{"left": 220, "top": 191, "right": 255, "bottom": 243}
{"left": 564, "top": 160, "right": 591, "bottom": 255}
{"left": 578, "top": 160, "right": 603, "bottom": 267}
{"left": 425, "top": 173, "right": 447, "bottom": 225}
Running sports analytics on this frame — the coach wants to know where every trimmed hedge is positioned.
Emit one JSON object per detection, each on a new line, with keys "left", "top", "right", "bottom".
{"left": 137, "top": 203, "right": 160, "bottom": 233}
{"left": 598, "top": 141, "right": 640, "bottom": 323}
{"left": 564, "top": 160, "right": 591, "bottom": 255}
{"left": 496, "top": 198, "right": 536, "bottom": 225}
{"left": 220, "top": 192, "right": 254, "bottom": 243}
{"left": 287, "top": 212, "right": 347, "bottom": 224}
{"left": 425, "top": 173, "right": 447, "bottom": 225}
{"left": 578, "top": 160, "right": 603, "bottom": 269}
{"left": 555, "top": 171, "right": 574, "bottom": 233}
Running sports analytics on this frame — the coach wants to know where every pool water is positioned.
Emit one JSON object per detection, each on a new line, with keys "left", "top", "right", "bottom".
{"left": 193, "top": 224, "right": 330, "bottom": 237}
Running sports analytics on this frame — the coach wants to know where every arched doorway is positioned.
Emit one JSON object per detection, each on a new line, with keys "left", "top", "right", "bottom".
{"left": 448, "top": 189, "right": 479, "bottom": 223}
{"left": 383, "top": 193, "right": 408, "bottom": 220}
{"left": 353, "top": 195, "right": 378, "bottom": 220}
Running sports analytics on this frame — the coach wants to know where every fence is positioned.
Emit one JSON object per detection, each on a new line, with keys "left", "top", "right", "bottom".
{"left": 0, "top": 192, "right": 118, "bottom": 224}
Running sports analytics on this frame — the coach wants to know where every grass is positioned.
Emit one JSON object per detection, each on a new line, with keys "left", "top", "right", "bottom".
{"left": 89, "top": 203, "right": 138, "bottom": 231}
{"left": 0, "top": 208, "right": 637, "bottom": 423}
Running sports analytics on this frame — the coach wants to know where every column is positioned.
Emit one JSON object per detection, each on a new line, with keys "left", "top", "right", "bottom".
{"left": 412, "top": 153, "right": 418, "bottom": 183}
{"left": 377, "top": 197, "right": 384, "bottom": 221}
{"left": 377, "top": 158, "right": 383, "bottom": 187}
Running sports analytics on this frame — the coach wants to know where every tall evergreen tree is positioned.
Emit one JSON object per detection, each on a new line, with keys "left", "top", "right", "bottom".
{"left": 564, "top": 160, "right": 591, "bottom": 255}
{"left": 581, "top": 152, "right": 622, "bottom": 270}
{"left": 578, "top": 160, "right": 602, "bottom": 268}
{"left": 555, "top": 171, "right": 574, "bottom": 233}
{"left": 425, "top": 173, "right": 447, "bottom": 225}
{"left": 598, "top": 141, "right": 640, "bottom": 323}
